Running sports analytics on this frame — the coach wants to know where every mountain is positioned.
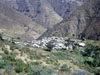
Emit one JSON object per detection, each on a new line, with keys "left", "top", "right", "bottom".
{"left": 0, "top": 0, "right": 63, "bottom": 28}
{"left": 40, "top": 0, "right": 100, "bottom": 40}
{"left": 47, "top": 0, "right": 86, "bottom": 19}
{"left": 0, "top": 2, "right": 46, "bottom": 40}
{"left": 84, "top": 0, "right": 100, "bottom": 40}
{"left": 0, "top": 0, "right": 86, "bottom": 28}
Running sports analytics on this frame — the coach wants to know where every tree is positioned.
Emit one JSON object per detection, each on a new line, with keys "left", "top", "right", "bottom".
{"left": 0, "top": 33, "right": 3, "bottom": 41}
{"left": 46, "top": 40, "right": 55, "bottom": 51}
{"left": 79, "top": 32, "right": 86, "bottom": 40}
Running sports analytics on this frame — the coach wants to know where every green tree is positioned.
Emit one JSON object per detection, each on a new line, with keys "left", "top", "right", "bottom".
{"left": 46, "top": 40, "right": 55, "bottom": 51}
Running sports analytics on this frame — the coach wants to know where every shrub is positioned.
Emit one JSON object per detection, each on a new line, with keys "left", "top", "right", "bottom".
{"left": 2, "top": 55, "right": 16, "bottom": 67}
{"left": 30, "top": 54, "right": 41, "bottom": 60}
{"left": 14, "top": 59, "right": 25, "bottom": 73}
{"left": 27, "top": 65, "right": 42, "bottom": 75}
{"left": 21, "top": 46, "right": 29, "bottom": 52}
{"left": 83, "top": 44, "right": 100, "bottom": 67}
{"left": 27, "top": 65, "right": 54, "bottom": 75}
{"left": 0, "top": 33, "right": 3, "bottom": 41}
{"left": 16, "top": 37, "right": 20, "bottom": 40}
{"left": 53, "top": 51, "right": 70, "bottom": 60}
{"left": 79, "top": 32, "right": 86, "bottom": 40}
{"left": 6, "top": 55, "right": 16, "bottom": 62}
{"left": 2, "top": 47, "right": 9, "bottom": 55}
{"left": 10, "top": 44, "right": 19, "bottom": 51}
{"left": 60, "top": 64, "right": 71, "bottom": 72}
{"left": 0, "top": 60, "right": 7, "bottom": 68}
{"left": 81, "top": 44, "right": 100, "bottom": 74}
{"left": 46, "top": 40, "right": 55, "bottom": 51}
{"left": 24, "top": 63, "right": 32, "bottom": 73}
{"left": 4, "top": 70, "right": 16, "bottom": 75}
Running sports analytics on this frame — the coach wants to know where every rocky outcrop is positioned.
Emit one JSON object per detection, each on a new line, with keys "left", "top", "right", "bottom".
{"left": 40, "top": 0, "right": 100, "bottom": 40}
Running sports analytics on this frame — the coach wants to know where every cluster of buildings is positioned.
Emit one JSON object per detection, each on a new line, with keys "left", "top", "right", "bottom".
{"left": 31, "top": 37, "right": 86, "bottom": 51}
{"left": 1, "top": 34, "right": 86, "bottom": 51}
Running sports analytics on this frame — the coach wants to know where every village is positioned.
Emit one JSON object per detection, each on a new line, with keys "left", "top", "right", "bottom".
{"left": 14, "top": 37, "right": 86, "bottom": 51}
{"left": 1, "top": 34, "right": 86, "bottom": 51}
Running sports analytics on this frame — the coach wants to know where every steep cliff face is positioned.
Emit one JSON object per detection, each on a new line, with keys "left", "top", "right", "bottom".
{"left": 40, "top": 0, "right": 100, "bottom": 40}
{"left": 0, "top": 2, "right": 46, "bottom": 40}
{"left": 0, "top": 0, "right": 85, "bottom": 28}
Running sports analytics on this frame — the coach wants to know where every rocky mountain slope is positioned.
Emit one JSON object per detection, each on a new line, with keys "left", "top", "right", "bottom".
{"left": 40, "top": 0, "right": 100, "bottom": 40}
{"left": 47, "top": 0, "right": 86, "bottom": 19}
{"left": 0, "top": 0, "right": 86, "bottom": 28}
{"left": 0, "top": 0, "right": 62, "bottom": 28}
{"left": 0, "top": 2, "right": 46, "bottom": 40}
{"left": 84, "top": 0, "right": 100, "bottom": 40}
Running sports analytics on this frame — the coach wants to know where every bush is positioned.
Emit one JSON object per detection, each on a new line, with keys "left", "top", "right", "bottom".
{"left": 93, "top": 69, "right": 100, "bottom": 75}
{"left": 4, "top": 70, "right": 16, "bottom": 75}
{"left": 24, "top": 63, "right": 32, "bottom": 73}
{"left": 2, "top": 47, "right": 9, "bottom": 55}
{"left": 27, "top": 65, "right": 42, "bottom": 75}
{"left": 10, "top": 44, "right": 19, "bottom": 51}
{"left": 46, "top": 40, "right": 55, "bottom": 51}
{"left": 82, "top": 44, "right": 100, "bottom": 74}
{"left": 83, "top": 44, "right": 100, "bottom": 67}
{"left": 30, "top": 54, "right": 41, "bottom": 60}
{"left": 60, "top": 64, "right": 71, "bottom": 72}
{"left": 27, "top": 65, "right": 54, "bottom": 75}
{"left": 6, "top": 55, "right": 16, "bottom": 62}
{"left": 21, "top": 46, "right": 30, "bottom": 52}
{"left": 79, "top": 32, "right": 86, "bottom": 40}
{"left": 14, "top": 59, "right": 25, "bottom": 73}
{"left": 0, "top": 33, "right": 3, "bottom": 41}
{"left": 0, "top": 60, "right": 7, "bottom": 68}
{"left": 53, "top": 51, "right": 70, "bottom": 60}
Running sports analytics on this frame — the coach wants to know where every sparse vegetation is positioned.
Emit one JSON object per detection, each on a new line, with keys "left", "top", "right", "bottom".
{"left": 0, "top": 60, "right": 6, "bottom": 68}
{"left": 14, "top": 59, "right": 25, "bottom": 73}
{"left": 0, "top": 36, "right": 100, "bottom": 75}
{"left": 60, "top": 64, "right": 71, "bottom": 72}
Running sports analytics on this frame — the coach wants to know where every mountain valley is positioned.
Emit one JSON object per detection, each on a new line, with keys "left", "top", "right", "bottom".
{"left": 0, "top": 0, "right": 86, "bottom": 28}
{"left": 0, "top": 0, "right": 100, "bottom": 75}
